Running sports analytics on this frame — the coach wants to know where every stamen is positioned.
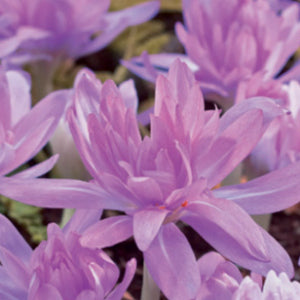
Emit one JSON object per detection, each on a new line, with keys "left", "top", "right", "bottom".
{"left": 181, "top": 200, "right": 188, "bottom": 207}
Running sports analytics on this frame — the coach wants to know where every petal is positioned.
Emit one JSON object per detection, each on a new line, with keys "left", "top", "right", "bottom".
{"left": 181, "top": 195, "right": 285, "bottom": 276}
{"left": 0, "top": 177, "right": 130, "bottom": 210}
{"left": 0, "top": 267, "right": 27, "bottom": 300}
{"left": 144, "top": 223, "right": 200, "bottom": 300}
{"left": 6, "top": 70, "right": 31, "bottom": 126}
{"left": 80, "top": 216, "right": 133, "bottom": 249}
{"left": 8, "top": 90, "right": 70, "bottom": 172}
{"left": 198, "top": 109, "right": 264, "bottom": 188}
{"left": 122, "top": 52, "right": 198, "bottom": 82}
{"left": 30, "top": 284, "right": 63, "bottom": 300}
{"left": 197, "top": 252, "right": 226, "bottom": 280}
{"left": 62, "top": 209, "right": 102, "bottom": 235}
{"left": 0, "top": 214, "right": 32, "bottom": 263}
{"left": 79, "top": 1, "right": 160, "bottom": 57}
{"left": 12, "top": 155, "right": 59, "bottom": 179}
{"left": 219, "top": 97, "right": 283, "bottom": 133}
{"left": 0, "top": 247, "right": 30, "bottom": 290}
{"left": 213, "top": 161, "right": 300, "bottom": 214}
{"left": 133, "top": 208, "right": 169, "bottom": 251}
{"left": 258, "top": 229, "right": 294, "bottom": 279}
{"left": 119, "top": 79, "right": 138, "bottom": 113}
{"left": 106, "top": 258, "right": 137, "bottom": 300}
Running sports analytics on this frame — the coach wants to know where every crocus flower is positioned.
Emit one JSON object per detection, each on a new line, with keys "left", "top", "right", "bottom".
{"left": 4, "top": 61, "right": 300, "bottom": 299}
{"left": 0, "top": 0, "right": 160, "bottom": 64}
{"left": 0, "top": 66, "right": 68, "bottom": 179}
{"left": 123, "top": 0, "right": 300, "bottom": 108}
{"left": 246, "top": 81, "right": 300, "bottom": 175}
{"left": 50, "top": 69, "right": 139, "bottom": 180}
{"left": 196, "top": 251, "right": 300, "bottom": 300}
{"left": 0, "top": 210, "right": 136, "bottom": 300}
{"left": 233, "top": 270, "right": 300, "bottom": 299}
{"left": 196, "top": 252, "right": 243, "bottom": 300}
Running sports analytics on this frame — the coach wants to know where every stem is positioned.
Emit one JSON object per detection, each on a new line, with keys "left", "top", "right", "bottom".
{"left": 30, "top": 59, "right": 60, "bottom": 103}
{"left": 141, "top": 263, "right": 160, "bottom": 300}
{"left": 60, "top": 208, "right": 75, "bottom": 228}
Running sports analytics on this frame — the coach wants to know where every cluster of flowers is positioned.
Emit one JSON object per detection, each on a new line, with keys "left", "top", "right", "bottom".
{"left": 0, "top": 0, "right": 300, "bottom": 299}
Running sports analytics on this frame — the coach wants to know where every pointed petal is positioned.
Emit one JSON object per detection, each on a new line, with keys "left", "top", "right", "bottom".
{"left": 80, "top": 1, "right": 160, "bottom": 57}
{"left": 0, "top": 214, "right": 32, "bottom": 263}
{"left": 80, "top": 216, "right": 133, "bottom": 249}
{"left": 213, "top": 161, "right": 300, "bottom": 214}
{"left": 106, "top": 259, "right": 137, "bottom": 300}
{"left": 62, "top": 209, "right": 102, "bottom": 235}
{"left": 12, "top": 155, "right": 59, "bottom": 179}
{"left": 0, "top": 247, "right": 30, "bottom": 290}
{"left": 31, "top": 284, "right": 63, "bottom": 300}
{"left": 144, "top": 223, "right": 200, "bottom": 300}
{"left": 258, "top": 228, "right": 294, "bottom": 279}
{"left": 6, "top": 70, "right": 31, "bottom": 126}
{"left": 181, "top": 196, "right": 286, "bottom": 276}
{"left": 133, "top": 208, "right": 168, "bottom": 251}
{"left": 199, "top": 109, "right": 264, "bottom": 188}
{"left": 220, "top": 97, "right": 283, "bottom": 133}
{"left": 9, "top": 90, "right": 70, "bottom": 172}
{"left": 0, "top": 177, "right": 130, "bottom": 210}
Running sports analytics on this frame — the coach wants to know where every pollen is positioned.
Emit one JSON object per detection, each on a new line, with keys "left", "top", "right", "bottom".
{"left": 181, "top": 200, "right": 188, "bottom": 207}
{"left": 155, "top": 203, "right": 166, "bottom": 210}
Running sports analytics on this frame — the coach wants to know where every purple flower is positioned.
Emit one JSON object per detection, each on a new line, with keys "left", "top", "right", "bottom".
{"left": 0, "top": 0, "right": 160, "bottom": 64}
{"left": 0, "top": 67, "right": 68, "bottom": 179}
{"left": 123, "top": 0, "right": 300, "bottom": 108}
{"left": 233, "top": 270, "right": 300, "bottom": 299}
{"left": 50, "top": 68, "right": 139, "bottom": 179}
{"left": 4, "top": 60, "right": 300, "bottom": 299}
{"left": 196, "top": 252, "right": 243, "bottom": 300}
{"left": 0, "top": 210, "right": 136, "bottom": 300}
{"left": 196, "top": 251, "right": 300, "bottom": 300}
{"left": 247, "top": 81, "right": 300, "bottom": 175}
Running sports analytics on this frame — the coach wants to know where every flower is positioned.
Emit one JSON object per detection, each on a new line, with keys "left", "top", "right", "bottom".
{"left": 196, "top": 251, "right": 300, "bottom": 300}
{"left": 123, "top": 0, "right": 300, "bottom": 108}
{"left": 246, "top": 81, "right": 300, "bottom": 175}
{"left": 4, "top": 60, "right": 300, "bottom": 299}
{"left": 0, "top": 0, "right": 160, "bottom": 64}
{"left": 0, "top": 66, "right": 68, "bottom": 179}
{"left": 233, "top": 270, "right": 300, "bottom": 299}
{"left": 0, "top": 210, "right": 136, "bottom": 300}
{"left": 50, "top": 68, "right": 139, "bottom": 180}
{"left": 196, "top": 252, "right": 243, "bottom": 300}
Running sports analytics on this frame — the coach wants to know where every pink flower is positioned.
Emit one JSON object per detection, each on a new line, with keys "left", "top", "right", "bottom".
{"left": 0, "top": 210, "right": 136, "bottom": 300}
{"left": 233, "top": 270, "right": 300, "bottom": 299}
{"left": 123, "top": 0, "right": 300, "bottom": 108}
{"left": 196, "top": 251, "right": 300, "bottom": 300}
{"left": 0, "top": 67, "right": 68, "bottom": 179}
{"left": 0, "top": 0, "right": 160, "bottom": 64}
{"left": 196, "top": 252, "right": 242, "bottom": 300}
{"left": 4, "top": 61, "right": 300, "bottom": 299}
{"left": 246, "top": 81, "right": 300, "bottom": 175}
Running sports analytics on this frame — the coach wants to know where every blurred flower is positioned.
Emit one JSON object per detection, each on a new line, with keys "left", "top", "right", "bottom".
{"left": 246, "top": 81, "right": 300, "bottom": 176}
{"left": 233, "top": 270, "right": 300, "bottom": 299}
{"left": 196, "top": 251, "right": 300, "bottom": 300}
{"left": 0, "top": 210, "right": 136, "bottom": 300}
{"left": 0, "top": 66, "right": 68, "bottom": 179}
{"left": 268, "top": 0, "right": 295, "bottom": 11}
{"left": 123, "top": 0, "right": 300, "bottom": 108}
{"left": 0, "top": 0, "right": 160, "bottom": 64}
